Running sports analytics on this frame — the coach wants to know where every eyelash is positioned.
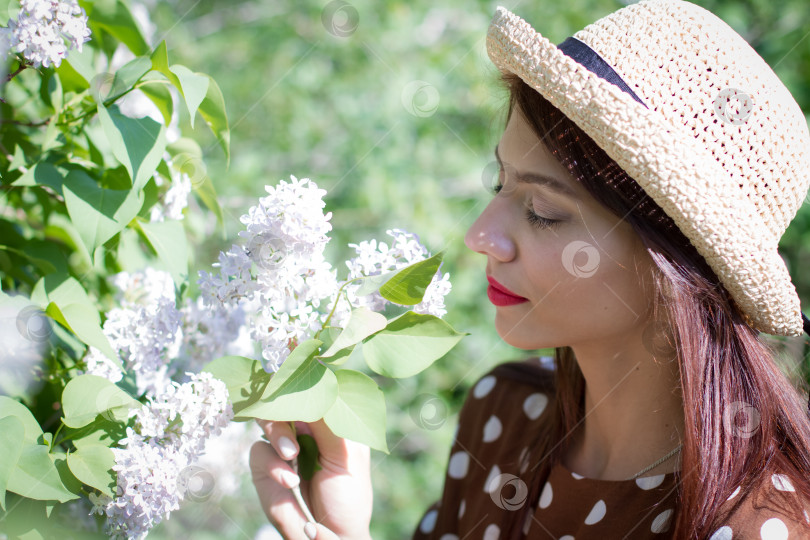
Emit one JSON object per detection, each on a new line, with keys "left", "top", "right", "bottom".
{"left": 492, "top": 180, "right": 562, "bottom": 231}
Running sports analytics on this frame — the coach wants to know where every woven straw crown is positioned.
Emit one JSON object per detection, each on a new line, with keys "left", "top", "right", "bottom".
{"left": 486, "top": 0, "right": 810, "bottom": 336}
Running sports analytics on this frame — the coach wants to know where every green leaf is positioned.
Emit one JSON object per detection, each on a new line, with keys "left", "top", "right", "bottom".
{"left": 85, "top": 0, "right": 150, "bottom": 56}
{"left": 0, "top": 396, "right": 44, "bottom": 445}
{"left": 62, "top": 375, "right": 138, "bottom": 429}
{"left": 63, "top": 170, "right": 144, "bottom": 254}
{"left": 295, "top": 434, "right": 321, "bottom": 481}
{"left": 203, "top": 355, "right": 270, "bottom": 416}
{"left": 139, "top": 220, "right": 189, "bottom": 285}
{"left": 60, "top": 44, "right": 94, "bottom": 88}
{"left": 105, "top": 56, "right": 151, "bottom": 102}
{"left": 354, "top": 270, "right": 397, "bottom": 297}
{"left": 0, "top": 416, "right": 26, "bottom": 510}
{"left": 31, "top": 274, "right": 91, "bottom": 308}
{"left": 363, "top": 312, "right": 465, "bottom": 378}
{"left": 11, "top": 162, "right": 64, "bottom": 194}
{"left": 97, "top": 104, "right": 167, "bottom": 191}
{"left": 7, "top": 445, "right": 79, "bottom": 503}
{"left": 198, "top": 75, "right": 230, "bottom": 162}
{"left": 379, "top": 252, "right": 444, "bottom": 305}
{"left": 139, "top": 73, "right": 174, "bottom": 125}
{"left": 321, "top": 307, "right": 387, "bottom": 358}
{"left": 67, "top": 445, "right": 116, "bottom": 497}
{"left": 46, "top": 302, "right": 118, "bottom": 361}
{"left": 323, "top": 370, "right": 388, "bottom": 453}
{"left": 239, "top": 340, "right": 338, "bottom": 422}
{"left": 169, "top": 65, "right": 209, "bottom": 128}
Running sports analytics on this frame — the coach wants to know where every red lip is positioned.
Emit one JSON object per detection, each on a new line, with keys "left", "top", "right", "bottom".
{"left": 487, "top": 276, "right": 529, "bottom": 306}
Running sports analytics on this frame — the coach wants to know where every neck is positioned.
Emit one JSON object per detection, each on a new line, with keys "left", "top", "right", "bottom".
{"left": 562, "top": 330, "right": 684, "bottom": 481}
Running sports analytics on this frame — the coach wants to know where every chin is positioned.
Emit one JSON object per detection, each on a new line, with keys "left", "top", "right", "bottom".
{"left": 495, "top": 317, "right": 560, "bottom": 350}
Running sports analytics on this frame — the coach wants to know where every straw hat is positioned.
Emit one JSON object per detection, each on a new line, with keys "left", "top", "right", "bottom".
{"left": 486, "top": 0, "right": 810, "bottom": 336}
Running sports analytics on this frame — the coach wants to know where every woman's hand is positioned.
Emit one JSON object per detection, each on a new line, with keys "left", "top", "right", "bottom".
{"left": 250, "top": 419, "right": 373, "bottom": 540}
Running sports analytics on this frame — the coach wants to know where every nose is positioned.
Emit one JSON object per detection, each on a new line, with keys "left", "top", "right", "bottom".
{"left": 464, "top": 198, "right": 516, "bottom": 262}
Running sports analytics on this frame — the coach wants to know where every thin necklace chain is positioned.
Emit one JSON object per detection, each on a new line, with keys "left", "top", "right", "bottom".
{"left": 627, "top": 443, "right": 683, "bottom": 480}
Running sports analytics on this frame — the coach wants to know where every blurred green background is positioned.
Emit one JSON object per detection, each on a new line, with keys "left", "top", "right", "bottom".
{"left": 140, "top": 0, "right": 810, "bottom": 538}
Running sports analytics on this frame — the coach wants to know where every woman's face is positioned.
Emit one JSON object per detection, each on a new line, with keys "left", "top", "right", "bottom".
{"left": 464, "top": 107, "right": 657, "bottom": 350}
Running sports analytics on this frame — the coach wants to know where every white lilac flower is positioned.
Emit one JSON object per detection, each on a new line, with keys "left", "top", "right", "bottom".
{"left": 343, "top": 229, "right": 451, "bottom": 317}
{"left": 149, "top": 170, "right": 192, "bottom": 222}
{"left": 239, "top": 176, "right": 332, "bottom": 266}
{"left": 103, "top": 373, "right": 233, "bottom": 539}
{"left": 83, "top": 347, "right": 124, "bottom": 383}
{"left": 82, "top": 270, "right": 182, "bottom": 396}
{"left": 178, "top": 297, "right": 245, "bottom": 372}
{"left": 6, "top": 0, "right": 91, "bottom": 68}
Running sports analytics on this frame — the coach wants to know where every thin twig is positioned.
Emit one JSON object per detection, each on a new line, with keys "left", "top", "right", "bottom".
{"left": 5, "top": 62, "right": 28, "bottom": 82}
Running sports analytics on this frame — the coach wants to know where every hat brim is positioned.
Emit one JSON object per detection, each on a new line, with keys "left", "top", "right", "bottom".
{"left": 486, "top": 7, "right": 802, "bottom": 336}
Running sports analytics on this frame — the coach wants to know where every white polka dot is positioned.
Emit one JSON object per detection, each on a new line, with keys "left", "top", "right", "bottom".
{"left": 709, "top": 526, "right": 733, "bottom": 540}
{"left": 522, "top": 514, "right": 532, "bottom": 535}
{"left": 636, "top": 474, "right": 665, "bottom": 490}
{"left": 439, "top": 535, "right": 459, "bottom": 540}
{"left": 483, "top": 524, "right": 500, "bottom": 540}
{"left": 419, "top": 510, "right": 438, "bottom": 534}
{"left": 458, "top": 499, "right": 466, "bottom": 519}
{"left": 560, "top": 536, "right": 575, "bottom": 540}
{"left": 584, "top": 500, "right": 606, "bottom": 525}
{"left": 760, "top": 518, "right": 788, "bottom": 540}
{"left": 651, "top": 509, "right": 674, "bottom": 533}
{"left": 727, "top": 486, "right": 741, "bottom": 501}
{"left": 483, "top": 415, "right": 503, "bottom": 443}
{"left": 571, "top": 471, "right": 585, "bottom": 480}
{"left": 448, "top": 452, "right": 469, "bottom": 479}
{"left": 484, "top": 465, "right": 501, "bottom": 493}
{"left": 771, "top": 474, "right": 795, "bottom": 492}
{"left": 538, "top": 481, "right": 553, "bottom": 509}
{"left": 523, "top": 393, "right": 548, "bottom": 420}
{"left": 473, "top": 376, "right": 496, "bottom": 398}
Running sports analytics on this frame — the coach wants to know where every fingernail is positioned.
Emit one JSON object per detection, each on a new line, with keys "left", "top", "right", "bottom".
{"left": 278, "top": 436, "right": 297, "bottom": 459}
{"left": 304, "top": 522, "right": 317, "bottom": 539}
{"left": 280, "top": 469, "right": 300, "bottom": 488}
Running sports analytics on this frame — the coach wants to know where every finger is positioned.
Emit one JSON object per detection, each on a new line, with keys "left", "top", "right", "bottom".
{"left": 256, "top": 419, "right": 299, "bottom": 460}
{"left": 309, "top": 419, "right": 370, "bottom": 472}
{"left": 250, "top": 441, "right": 309, "bottom": 539}
{"left": 303, "top": 521, "right": 340, "bottom": 540}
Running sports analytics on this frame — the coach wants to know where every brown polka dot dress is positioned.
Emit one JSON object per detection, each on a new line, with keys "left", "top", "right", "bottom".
{"left": 412, "top": 360, "right": 810, "bottom": 540}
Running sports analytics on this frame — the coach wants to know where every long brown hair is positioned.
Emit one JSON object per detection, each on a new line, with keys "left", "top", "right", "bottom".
{"left": 502, "top": 73, "right": 810, "bottom": 539}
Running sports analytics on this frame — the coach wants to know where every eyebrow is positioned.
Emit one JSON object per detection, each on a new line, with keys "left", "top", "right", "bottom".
{"left": 494, "top": 145, "right": 579, "bottom": 199}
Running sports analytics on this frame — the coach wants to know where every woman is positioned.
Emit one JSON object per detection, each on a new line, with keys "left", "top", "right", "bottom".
{"left": 250, "top": 1, "right": 810, "bottom": 538}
